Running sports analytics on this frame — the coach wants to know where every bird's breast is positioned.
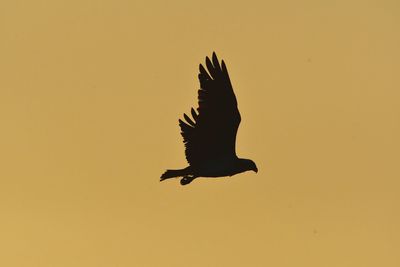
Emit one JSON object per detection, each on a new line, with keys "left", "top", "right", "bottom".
{"left": 195, "top": 157, "right": 238, "bottom": 177}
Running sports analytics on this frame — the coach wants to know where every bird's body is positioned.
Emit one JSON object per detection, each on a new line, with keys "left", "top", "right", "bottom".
{"left": 161, "top": 52, "right": 257, "bottom": 185}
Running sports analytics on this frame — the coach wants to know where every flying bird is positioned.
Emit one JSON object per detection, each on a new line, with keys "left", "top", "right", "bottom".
{"left": 161, "top": 52, "right": 258, "bottom": 185}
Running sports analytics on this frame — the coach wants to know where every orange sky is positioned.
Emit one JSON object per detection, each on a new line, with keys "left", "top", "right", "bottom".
{"left": 0, "top": 1, "right": 399, "bottom": 266}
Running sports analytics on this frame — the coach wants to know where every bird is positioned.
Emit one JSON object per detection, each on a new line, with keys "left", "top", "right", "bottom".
{"left": 161, "top": 52, "right": 258, "bottom": 185}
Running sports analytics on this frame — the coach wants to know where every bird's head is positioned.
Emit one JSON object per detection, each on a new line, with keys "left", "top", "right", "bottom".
{"left": 238, "top": 158, "right": 258, "bottom": 173}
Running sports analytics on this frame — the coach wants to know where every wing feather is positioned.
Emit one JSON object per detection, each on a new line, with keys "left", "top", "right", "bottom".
{"left": 183, "top": 113, "right": 195, "bottom": 127}
{"left": 199, "top": 64, "right": 212, "bottom": 80}
{"left": 212, "top": 52, "right": 222, "bottom": 72}
{"left": 191, "top": 108, "right": 198, "bottom": 122}
{"left": 205, "top": 57, "right": 217, "bottom": 79}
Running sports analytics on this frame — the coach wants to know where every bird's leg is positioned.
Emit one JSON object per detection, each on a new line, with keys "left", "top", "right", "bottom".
{"left": 180, "top": 175, "right": 196, "bottom": 186}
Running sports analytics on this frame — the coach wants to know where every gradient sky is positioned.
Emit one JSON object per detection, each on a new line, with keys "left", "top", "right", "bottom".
{"left": 1, "top": 0, "right": 399, "bottom": 266}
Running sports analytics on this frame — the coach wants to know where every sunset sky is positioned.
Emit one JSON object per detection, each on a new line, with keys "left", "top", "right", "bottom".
{"left": 1, "top": 0, "right": 399, "bottom": 266}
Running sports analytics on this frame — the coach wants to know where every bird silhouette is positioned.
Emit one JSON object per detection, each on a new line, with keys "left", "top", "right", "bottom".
{"left": 161, "top": 52, "right": 258, "bottom": 185}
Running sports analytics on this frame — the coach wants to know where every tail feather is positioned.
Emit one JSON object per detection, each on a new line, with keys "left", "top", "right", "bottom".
{"left": 160, "top": 168, "right": 190, "bottom": 181}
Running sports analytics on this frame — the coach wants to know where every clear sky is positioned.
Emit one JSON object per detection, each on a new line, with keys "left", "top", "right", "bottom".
{"left": 1, "top": 0, "right": 399, "bottom": 266}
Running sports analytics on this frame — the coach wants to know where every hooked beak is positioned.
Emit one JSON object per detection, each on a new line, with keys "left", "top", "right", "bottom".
{"left": 254, "top": 167, "right": 258, "bottom": 173}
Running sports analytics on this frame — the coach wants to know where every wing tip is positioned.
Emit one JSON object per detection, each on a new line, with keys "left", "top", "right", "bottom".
{"left": 221, "top": 59, "right": 228, "bottom": 73}
{"left": 199, "top": 63, "right": 205, "bottom": 72}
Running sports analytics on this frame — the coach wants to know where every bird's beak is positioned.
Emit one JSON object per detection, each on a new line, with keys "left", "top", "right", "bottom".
{"left": 254, "top": 167, "right": 258, "bottom": 173}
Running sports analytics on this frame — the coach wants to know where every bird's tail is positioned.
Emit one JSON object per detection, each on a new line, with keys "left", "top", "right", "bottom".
{"left": 160, "top": 167, "right": 191, "bottom": 181}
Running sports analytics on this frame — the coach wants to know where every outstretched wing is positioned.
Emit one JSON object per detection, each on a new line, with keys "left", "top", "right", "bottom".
{"left": 179, "top": 52, "right": 241, "bottom": 166}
